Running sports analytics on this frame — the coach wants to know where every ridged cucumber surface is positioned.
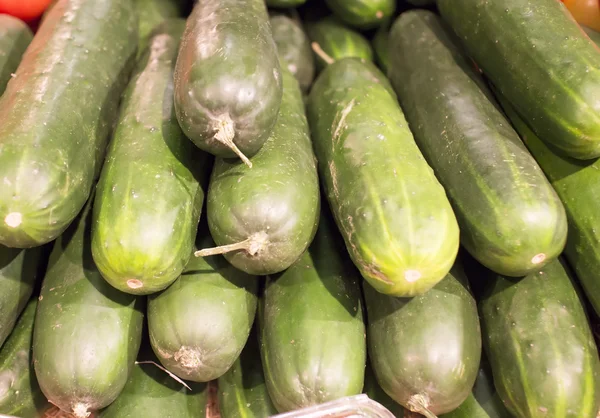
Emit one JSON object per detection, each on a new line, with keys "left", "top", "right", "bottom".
{"left": 0, "top": 14, "right": 32, "bottom": 94}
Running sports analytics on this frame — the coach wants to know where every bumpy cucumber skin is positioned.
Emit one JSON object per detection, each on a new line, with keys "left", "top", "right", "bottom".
{"left": 174, "top": 0, "right": 282, "bottom": 159}
{"left": 148, "top": 237, "right": 258, "bottom": 382}
{"left": 438, "top": 0, "right": 600, "bottom": 160}
{"left": 324, "top": 0, "right": 395, "bottom": 30}
{"left": 33, "top": 199, "right": 144, "bottom": 416}
{"left": 0, "top": 14, "right": 33, "bottom": 95}
{"left": 206, "top": 69, "right": 319, "bottom": 276}
{"left": 259, "top": 214, "right": 366, "bottom": 413}
{"left": 307, "top": 58, "right": 459, "bottom": 297}
{"left": 0, "top": 0, "right": 138, "bottom": 249}
{"left": 364, "top": 260, "right": 481, "bottom": 415}
{"left": 92, "top": 20, "right": 208, "bottom": 296}
{"left": 477, "top": 259, "right": 600, "bottom": 418}
{"left": 267, "top": 0, "right": 305, "bottom": 7}
{"left": 389, "top": 10, "right": 567, "bottom": 277}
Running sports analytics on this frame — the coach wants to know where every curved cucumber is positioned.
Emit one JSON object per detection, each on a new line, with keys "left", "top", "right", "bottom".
{"left": 0, "top": 0, "right": 137, "bottom": 248}
{"left": 259, "top": 213, "right": 366, "bottom": 413}
{"left": 364, "top": 259, "right": 481, "bottom": 415}
{"left": 199, "top": 68, "right": 319, "bottom": 275}
{"left": 136, "top": 0, "right": 186, "bottom": 46}
{"left": 438, "top": 0, "right": 600, "bottom": 160}
{"left": 0, "top": 14, "right": 32, "bottom": 95}
{"left": 174, "top": 0, "right": 282, "bottom": 164}
{"left": 33, "top": 198, "right": 144, "bottom": 418}
{"left": 388, "top": 10, "right": 567, "bottom": 277}
{"left": 307, "top": 57, "right": 459, "bottom": 297}
{"left": 147, "top": 235, "right": 258, "bottom": 382}
{"left": 476, "top": 259, "right": 600, "bottom": 418}
{"left": 324, "top": 0, "right": 395, "bottom": 30}
{"left": 92, "top": 20, "right": 208, "bottom": 296}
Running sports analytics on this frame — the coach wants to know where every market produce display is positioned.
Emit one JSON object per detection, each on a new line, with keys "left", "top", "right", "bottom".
{"left": 3, "top": 0, "right": 600, "bottom": 417}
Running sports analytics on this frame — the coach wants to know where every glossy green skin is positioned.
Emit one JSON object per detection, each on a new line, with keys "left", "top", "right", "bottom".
{"left": 33, "top": 200, "right": 144, "bottom": 417}
{"left": 307, "top": 58, "right": 460, "bottom": 297}
{"left": 0, "top": 300, "right": 47, "bottom": 418}
{"left": 307, "top": 17, "right": 374, "bottom": 70}
{"left": 259, "top": 214, "right": 366, "bottom": 413}
{"left": 267, "top": 0, "right": 305, "bottom": 7}
{"left": 363, "top": 364, "right": 405, "bottom": 417}
{"left": 92, "top": 21, "right": 207, "bottom": 296}
{"left": 270, "top": 15, "right": 315, "bottom": 92}
{"left": 0, "top": 246, "right": 41, "bottom": 349}
{"left": 324, "top": 0, "right": 395, "bottom": 30}
{"left": 206, "top": 69, "right": 319, "bottom": 275}
{"left": 218, "top": 328, "right": 278, "bottom": 418}
{"left": 0, "top": 0, "right": 137, "bottom": 249}
{"left": 174, "top": 0, "right": 282, "bottom": 159}
{"left": 148, "top": 236, "right": 258, "bottom": 382}
{"left": 477, "top": 259, "right": 600, "bottom": 418}
{"left": 0, "top": 15, "right": 32, "bottom": 95}
{"left": 136, "top": 0, "right": 186, "bottom": 46}
{"left": 372, "top": 23, "right": 390, "bottom": 75}
{"left": 389, "top": 10, "right": 567, "bottom": 277}
{"left": 438, "top": 0, "right": 600, "bottom": 160}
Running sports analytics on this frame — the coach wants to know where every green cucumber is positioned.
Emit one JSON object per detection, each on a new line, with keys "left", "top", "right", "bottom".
{"left": 307, "top": 57, "right": 459, "bottom": 297}
{"left": 307, "top": 17, "right": 374, "bottom": 70}
{"left": 0, "top": 0, "right": 138, "bottom": 249}
{"left": 324, "top": 0, "right": 395, "bottom": 30}
{"left": 437, "top": 0, "right": 600, "bottom": 160}
{"left": 364, "top": 364, "right": 405, "bottom": 417}
{"left": 147, "top": 235, "right": 258, "bottom": 382}
{"left": 92, "top": 20, "right": 208, "bottom": 296}
{"left": 217, "top": 327, "right": 278, "bottom": 418}
{"left": 267, "top": 0, "right": 305, "bottom": 7}
{"left": 270, "top": 14, "right": 315, "bottom": 92}
{"left": 136, "top": 0, "right": 186, "bottom": 46}
{"left": 259, "top": 213, "right": 366, "bottom": 413}
{"left": 33, "top": 198, "right": 144, "bottom": 418}
{"left": 196, "top": 68, "right": 319, "bottom": 275}
{"left": 372, "top": 23, "right": 390, "bottom": 74}
{"left": 475, "top": 259, "right": 600, "bottom": 418}
{"left": 364, "top": 259, "right": 481, "bottom": 416}
{"left": 0, "top": 15, "right": 32, "bottom": 95}
{"left": 174, "top": 0, "right": 282, "bottom": 165}
{"left": 0, "top": 300, "right": 48, "bottom": 418}
{"left": 388, "top": 10, "right": 567, "bottom": 277}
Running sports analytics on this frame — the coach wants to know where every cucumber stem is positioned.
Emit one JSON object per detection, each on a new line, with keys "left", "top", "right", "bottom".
{"left": 311, "top": 42, "right": 334, "bottom": 65}
{"left": 214, "top": 115, "right": 252, "bottom": 168}
{"left": 72, "top": 402, "right": 91, "bottom": 418}
{"left": 194, "top": 232, "right": 268, "bottom": 258}
{"left": 407, "top": 394, "right": 438, "bottom": 418}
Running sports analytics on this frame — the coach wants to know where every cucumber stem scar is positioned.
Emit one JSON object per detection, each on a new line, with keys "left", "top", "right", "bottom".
{"left": 405, "top": 270, "right": 422, "bottom": 283}
{"left": 407, "top": 394, "right": 438, "bottom": 418}
{"left": 194, "top": 231, "right": 268, "bottom": 258}
{"left": 531, "top": 253, "right": 546, "bottom": 265}
{"left": 4, "top": 212, "right": 22, "bottom": 228}
{"left": 72, "top": 402, "right": 91, "bottom": 418}
{"left": 214, "top": 115, "right": 253, "bottom": 168}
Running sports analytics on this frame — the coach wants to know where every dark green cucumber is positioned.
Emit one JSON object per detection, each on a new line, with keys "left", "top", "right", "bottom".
{"left": 92, "top": 20, "right": 208, "bottom": 296}
{"left": 0, "top": 300, "right": 48, "bottom": 418}
{"left": 267, "top": 0, "right": 305, "bottom": 7}
{"left": 364, "top": 259, "right": 481, "bottom": 416}
{"left": 174, "top": 0, "right": 282, "bottom": 164}
{"left": 364, "top": 364, "right": 405, "bottom": 417}
{"left": 324, "top": 0, "right": 395, "bottom": 30}
{"left": 197, "top": 68, "right": 319, "bottom": 275}
{"left": 33, "top": 198, "right": 144, "bottom": 418}
{"left": 476, "top": 259, "right": 600, "bottom": 418}
{"left": 307, "top": 17, "right": 374, "bottom": 70}
{"left": 136, "top": 0, "right": 186, "bottom": 46}
{"left": 0, "top": 0, "right": 138, "bottom": 249}
{"left": 438, "top": 0, "right": 600, "bottom": 160}
{"left": 270, "top": 14, "right": 315, "bottom": 92}
{"left": 307, "top": 57, "right": 459, "bottom": 297}
{"left": 217, "top": 327, "right": 278, "bottom": 418}
{"left": 372, "top": 22, "right": 390, "bottom": 75}
{"left": 147, "top": 235, "right": 258, "bottom": 382}
{"left": 388, "top": 10, "right": 567, "bottom": 277}
{"left": 259, "top": 213, "right": 366, "bottom": 413}
{"left": 0, "top": 14, "right": 32, "bottom": 95}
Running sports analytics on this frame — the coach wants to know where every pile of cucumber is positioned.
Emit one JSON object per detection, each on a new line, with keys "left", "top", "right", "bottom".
{"left": 1, "top": 0, "right": 600, "bottom": 417}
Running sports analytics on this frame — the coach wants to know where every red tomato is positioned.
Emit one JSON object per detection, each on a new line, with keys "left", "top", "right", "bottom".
{"left": 0, "top": 0, "right": 53, "bottom": 22}
{"left": 562, "top": 0, "right": 600, "bottom": 32}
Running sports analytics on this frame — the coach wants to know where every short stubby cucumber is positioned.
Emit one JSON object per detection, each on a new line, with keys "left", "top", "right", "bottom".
{"left": 325, "top": 0, "right": 395, "bottom": 30}
{"left": 0, "top": 14, "right": 33, "bottom": 95}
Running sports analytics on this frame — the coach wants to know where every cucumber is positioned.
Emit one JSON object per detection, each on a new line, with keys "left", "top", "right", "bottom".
{"left": 438, "top": 0, "right": 600, "bottom": 160}
{"left": 0, "top": 15, "right": 32, "bottom": 95}
{"left": 388, "top": 10, "right": 567, "bottom": 277}
{"left": 174, "top": 0, "right": 282, "bottom": 166}
{"left": 267, "top": 0, "right": 305, "bottom": 7}
{"left": 92, "top": 20, "right": 208, "bottom": 296}
{"left": 372, "top": 23, "right": 390, "bottom": 74}
{"left": 364, "top": 259, "right": 481, "bottom": 416}
{"left": 136, "top": 0, "right": 186, "bottom": 46}
{"left": 307, "top": 17, "right": 374, "bottom": 70}
{"left": 307, "top": 57, "right": 459, "bottom": 297}
{"left": 0, "top": 300, "right": 48, "bottom": 418}
{"left": 475, "top": 259, "right": 600, "bottom": 418}
{"left": 0, "top": 0, "right": 138, "bottom": 249}
{"left": 147, "top": 235, "right": 258, "bottom": 382}
{"left": 270, "top": 14, "right": 315, "bottom": 92}
{"left": 259, "top": 213, "right": 366, "bottom": 413}
{"left": 196, "top": 67, "right": 319, "bottom": 276}
{"left": 33, "top": 198, "right": 144, "bottom": 418}
{"left": 324, "top": 0, "right": 395, "bottom": 30}
{"left": 364, "top": 364, "right": 405, "bottom": 417}
{"left": 217, "top": 327, "right": 278, "bottom": 418}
